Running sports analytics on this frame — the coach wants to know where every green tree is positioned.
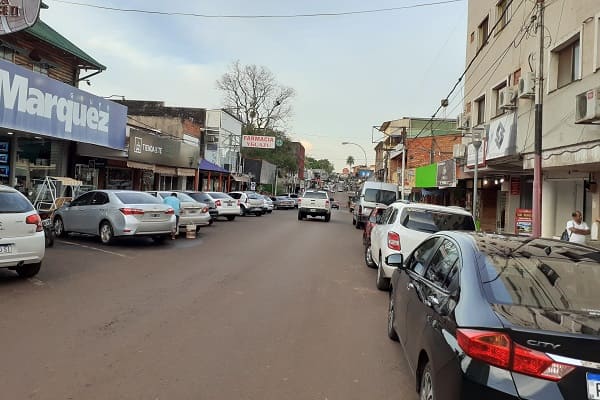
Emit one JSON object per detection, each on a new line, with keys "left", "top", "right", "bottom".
{"left": 241, "top": 127, "right": 298, "bottom": 174}
{"left": 346, "top": 156, "right": 355, "bottom": 169}
{"left": 305, "top": 157, "right": 335, "bottom": 175}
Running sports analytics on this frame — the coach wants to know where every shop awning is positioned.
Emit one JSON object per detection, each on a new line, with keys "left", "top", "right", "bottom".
{"left": 127, "top": 161, "right": 155, "bottom": 172}
{"left": 231, "top": 174, "right": 251, "bottom": 183}
{"left": 177, "top": 168, "right": 196, "bottom": 177}
{"left": 198, "top": 159, "right": 230, "bottom": 174}
{"left": 155, "top": 166, "right": 177, "bottom": 175}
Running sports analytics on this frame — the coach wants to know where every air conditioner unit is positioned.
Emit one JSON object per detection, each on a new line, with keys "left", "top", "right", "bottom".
{"left": 518, "top": 72, "right": 535, "bottom": 98}
{"left": 499, "top": 87, "right": 517, "bottom": 109}
{"left": 452, "top": 143, "right": 467, "bottom": 159}
{"left": 457, "top": 113, "right": 471, "bottom": 130}
{"left": 575, "top": 88, "right": 600, "bottom": 124}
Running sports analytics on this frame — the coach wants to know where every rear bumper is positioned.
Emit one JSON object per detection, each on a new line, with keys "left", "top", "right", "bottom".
{"left": 243, "top": 206, "right": 264, "bottom": 213}
{"left": 217, "top": 208, "right": 241, "bottom": 216}
{"left": 180, "top": 214, "right": 211, "bottom": 226}
{"left": 0, "top": 234, "right": 45, "bottom": 268}
{"left": 299, "top": 207, "right": 330, "bottom": 216}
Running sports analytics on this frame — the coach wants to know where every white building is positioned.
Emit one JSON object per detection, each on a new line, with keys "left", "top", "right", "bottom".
{"left": 204, "top": 109, "right": 243, "bottom": 172}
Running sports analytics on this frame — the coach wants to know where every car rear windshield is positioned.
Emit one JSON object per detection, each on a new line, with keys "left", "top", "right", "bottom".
{"left": 480, "top": 252, "right": 600, "bottom": 312}
{"left": 0, "top": 191, "right": 34, "bottom": 213}
{"left": 186, "top": 193, "right": 207, "bottom": 202}
{"left": 247, "top": 193, "right": 262, "bottom": 199}
{"left": 115, "top": 192, "right": 162, "bottom": 204}
{"left": 402, "top": 210, "right": 475, "bottom": 233}
{"left": 207, "top": 192, "right": 230, "bottom": 199}
{"left": 302, "top": 192, "right": 327, "bottom": 199}
{"left": 363, "top": 189, "right": 396, "bottom": 205}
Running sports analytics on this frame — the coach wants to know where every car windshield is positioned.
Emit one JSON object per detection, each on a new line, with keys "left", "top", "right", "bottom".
{"left": 480, "top": 252, "right": 600, "bottom": 312}
{"left": 302, "top": 192, "right": 327, "bottom": 199}
{"left": 207, "top": 192, "right": 229, "bottom": 199}
{"left": 402, "top": 210, "right": 475, "bottom": 233}
{"left": 247, "top": 193, "right": 262, "bottom": 199}
{"left": 115, "top": 192, "right": 162, "bottom": 204}
{"left": 186, "top": 193, "right": 208, "bottom": 202}
{"left": 363, "top": 189, "right": 396, "bottom": 205}
{"left": 0, "top": 191, "right": 34, "bottom": 213}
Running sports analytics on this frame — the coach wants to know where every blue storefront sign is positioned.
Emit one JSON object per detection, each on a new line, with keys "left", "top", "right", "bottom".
{"left": 0, "top": 58, "right": 127, "bottom": 149}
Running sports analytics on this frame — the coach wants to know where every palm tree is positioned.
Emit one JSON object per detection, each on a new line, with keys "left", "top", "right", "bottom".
{"left": 346, "top": 155, "right": 355, "bottom": 170}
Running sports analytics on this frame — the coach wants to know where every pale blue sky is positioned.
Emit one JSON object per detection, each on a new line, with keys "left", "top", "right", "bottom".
{"left": 42, "top": 0, "right": 468, "bottom": 171}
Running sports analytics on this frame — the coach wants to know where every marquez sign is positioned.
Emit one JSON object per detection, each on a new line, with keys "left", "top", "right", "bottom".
{"left": 0, "top": 0, "right": 41, "bottom": 35}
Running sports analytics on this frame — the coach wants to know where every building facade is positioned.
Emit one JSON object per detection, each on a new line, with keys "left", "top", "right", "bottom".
{"left": 463, "top": 0, "right": 600, "bottom": 236}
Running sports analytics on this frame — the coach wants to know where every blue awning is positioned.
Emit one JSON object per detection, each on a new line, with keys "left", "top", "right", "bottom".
{"left": 198, "top": 159, "right": 230, "bottom": 174}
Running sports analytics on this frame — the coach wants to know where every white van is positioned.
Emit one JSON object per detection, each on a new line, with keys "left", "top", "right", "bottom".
{"left": 353, "top": 181, "right": 399, "bottom": 229}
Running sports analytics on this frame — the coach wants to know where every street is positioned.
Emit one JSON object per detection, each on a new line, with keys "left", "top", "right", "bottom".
{"left": 0, "top": 205, "right": 416, "bottom": 400}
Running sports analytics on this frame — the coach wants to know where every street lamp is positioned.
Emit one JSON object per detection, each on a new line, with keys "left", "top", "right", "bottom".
{"left": 341, "top": 141, "right": 368, "bottom": 171}
{"left": 471, "top": 128, "right": 484, "bottom": 225}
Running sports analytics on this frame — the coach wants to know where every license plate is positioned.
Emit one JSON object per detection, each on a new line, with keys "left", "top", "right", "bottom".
{"left": 42, "top": 219, "right": 52, "bottom": 227}
{"left": 310, "top": 208, "right": 317, "bottom": 212}
{"left": 152, "top": 213, "right": 160, "bottom": 218}
{"left": 227, "top": 201, "right": 233, "bottom": 206}
{"left": 587, "top": 373, "right": 600, "bottom": 399}
{"left": 0, "top": 244, "right": 13, "bottom": 254}
{"left": 188, "top": 210, "right": 197, "bottom": 214}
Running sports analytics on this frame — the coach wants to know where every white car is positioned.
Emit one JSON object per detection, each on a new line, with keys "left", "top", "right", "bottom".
{"left": 0, "top": 185, "right": 45, "bottom": 278}
{"left": 369, "top": 202, "right": 475, "bottom": 291}
{"left": 147, "top": 191, "right": 211, "bottom": 230}
{"left": 262, "top": 195, "right": 274, "bottom": 213}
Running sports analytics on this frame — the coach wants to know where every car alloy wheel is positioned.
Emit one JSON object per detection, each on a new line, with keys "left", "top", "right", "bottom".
{"left": 376, "top": 256, "right": 391, "bottom": 291}
{"left": 54, "top": 217, "right": 65, "bottom": 237}
{"left": 99, "top": 221, "right": 114, "bottom": 245}
{"left": 365, "top": 244, "right": 376, "bottom": 268}
{"left": 420, "top": 363, "right": 434, "bottom": 400}
{"left": 387, "top": 289, "right": 399, "bottom": 341}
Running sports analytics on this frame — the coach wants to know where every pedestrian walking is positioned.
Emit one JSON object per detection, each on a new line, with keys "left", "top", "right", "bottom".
{"left": 566, "top": 210, "right": 590, "bottom": 244}
{"left": 163, "top": 193, "right": 181, "bottom": 239}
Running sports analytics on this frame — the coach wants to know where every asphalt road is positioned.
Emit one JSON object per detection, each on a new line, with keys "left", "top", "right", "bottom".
{"left": 0, "top": 202, "right": 416, "bottom": 400}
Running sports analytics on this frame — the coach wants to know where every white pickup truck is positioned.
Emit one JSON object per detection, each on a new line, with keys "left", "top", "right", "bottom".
{"left": 297, "top": 190, "right": 331, "bottom": 222}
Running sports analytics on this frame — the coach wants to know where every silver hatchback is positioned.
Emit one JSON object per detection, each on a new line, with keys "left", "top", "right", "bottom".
{"left": 54, "top": 190, "right": 176, "bottom": 245}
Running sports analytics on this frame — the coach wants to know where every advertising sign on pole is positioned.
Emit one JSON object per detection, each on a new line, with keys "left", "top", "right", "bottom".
{"left": 515, "top": 208, "right": 533, "bottom": 236}
{"left": 0, "top": 0, "right": 41, "bottom": 35}
{"left": 242, "top": 135, "right": 276, "bottom": 149}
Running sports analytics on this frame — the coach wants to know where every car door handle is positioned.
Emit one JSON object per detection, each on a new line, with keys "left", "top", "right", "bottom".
{"left": 407, "top": 282, "right": 415, "bottom": 290}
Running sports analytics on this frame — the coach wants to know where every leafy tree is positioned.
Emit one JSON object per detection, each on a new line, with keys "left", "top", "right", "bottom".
{"left": 242, "top": 128, "right": 298, "bottom": 174}
{"left": 346, "top": 156, "right": 355, "bottom": 169}
{"left": 217, "top": 61, "right": 295, "bottom": 130}
{"left": 305, "top": 157, "right": 335, "bottom": 175}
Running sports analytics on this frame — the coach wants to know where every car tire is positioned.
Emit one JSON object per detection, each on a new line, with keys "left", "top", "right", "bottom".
{"left": 364, "top": 244, "right": 376, "bottom": 268}
{"left": 53, "top": 216, "right": 67, "bottom": 238}
{"left": 45, "top": 229, "right": 55, "bottom": 248}
{"left": 16, "top": 262, "right": 41, "bottom": 279}
{"left": 99, "top": 221, "right": 115, "bottom": 245}
{"left": 355, "top": 221, "right": 363, "bottom": 230}
{"left": 226, "top": 215, "right": 236, "bottom": 221}
{"left": 387, "top": 288, "right": 399, "bottom": 341}
{"left": 297, "top": 212, "right": 304, "bottom": 220}
{"left": 255, "top": 212, "right": 262, "bottom": 216}
{"left": 420, "top": 362, "right": 435, "bottom": 400}
{"left": 239, "top": 207, "right": 246, "bottom": 216}
{"left": 376, "top": 257, "right": 391, "bottom": 291}
{"left": 352, "top": 217, "right": 356, "bottom": 226}
{"left": 324, "top": 214, "right": 331, "bottom": 222}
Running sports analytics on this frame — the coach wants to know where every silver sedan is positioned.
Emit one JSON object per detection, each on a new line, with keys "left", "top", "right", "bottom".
{"left": 53, "top": 190, "right": 176, "bottom": 245}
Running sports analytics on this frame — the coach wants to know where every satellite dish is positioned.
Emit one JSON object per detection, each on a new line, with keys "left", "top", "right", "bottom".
{"left": 0, "top": 0, "right": 42, "bottom": 35}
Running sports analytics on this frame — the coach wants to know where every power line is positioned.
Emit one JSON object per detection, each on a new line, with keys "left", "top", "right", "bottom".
{"left": 48, "top": 0, "right": 465, "bottom": 19}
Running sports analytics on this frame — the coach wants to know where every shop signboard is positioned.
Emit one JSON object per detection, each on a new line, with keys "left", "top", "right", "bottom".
{"left": 0, "top": 0, "right": 41, "bottom": 35}
{"left": 0, "top": 58, "right": 127, "bottom": 149}
{"left": 466, "top": 141, "right": 486, "bottom": 168}
{"left": 486, "top": 112, "right": 517, "bottom": 161}
{"left": 515, "top": 208, "right": 533, "bottom": 236}
{"left": 510, "top": 176, "right": 521, "bottom": 195}
{"left": 0, "top": 139, "right": 8, "bottom": 177}
{"left": 436, "top": 159, "right": 456, "bottom": 188}
{"left": 128, "top": 129, "right": 199, "bottom": 168}
{"left": 242, "top": 135, "right": 275, "bottom": 149}
{"left": 415, "top": 163, "right": 438, "bottom": 188}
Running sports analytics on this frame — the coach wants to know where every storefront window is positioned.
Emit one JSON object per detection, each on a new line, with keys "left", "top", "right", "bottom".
{"left": 14, "top": 137, "right": 67, "bottom": 194}
{"left": 141, "top": 170, "right": 154, "bottom": 191}
{"left": 159, "top": 175, "right": 175, "bottom": 191}
{"left": 106, "top": 168, "right": 132, "bottom": 190}
{"left": 74, "top": 164, "right": 99, "bottom": 188}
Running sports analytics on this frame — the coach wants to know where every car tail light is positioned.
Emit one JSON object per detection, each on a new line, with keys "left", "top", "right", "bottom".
{"left": 165, "top": 208, "right": 175, "bottom": 215}
{"left": 457, "top": 329, "right": 574, "bottom": 382}
{"left": 201, "top": 207, "right": 209, "bottom": 213}
{"left": 120, "top": 208, "right": 145, "bottom": 215}
{"left": 387, "top": 231, "right": 401, "bottom": 251}
{"left": 26, "top": 214, "right": 43, "bottom": 232}
{"left": 325, "top": 200, "right": 330, "bottom": 206}
{"left": 359, "top": 205, "right": 363, "bottom": 215}
{"left": 237, "top": 200, "right": 240, "bottom": 206}
{"left": 215, "top": 200, "right": 222, "bottom": 207}
{"left": 298, "top": 198, "right": 302, "bottom": 204}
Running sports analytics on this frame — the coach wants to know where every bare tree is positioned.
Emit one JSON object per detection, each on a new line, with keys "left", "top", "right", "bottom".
{"left": 217, "top": 61, "right": 295, "bottom": 130}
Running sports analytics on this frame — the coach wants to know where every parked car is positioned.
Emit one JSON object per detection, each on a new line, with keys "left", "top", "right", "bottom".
{"left": 362, "top": 206, "right": 388, "bottom": 269}
{"left": 187, "top": 192, "right": 240, "bottom": 221}
{"left": 330, "top": 197, "right": 340, "bottom": 209}
{"left": 228, "top": 191, "right": 264, "bottom": 216}
{"left": 147, "top": 191, "right": 212, "bottom": 231}
{"left": 184, "top": 191, "right": 218, "bottom": 220}
{"left": 262, "top": 195, "right": 274, "bottom": 213}
{"left": 353, "top": 181, "right": 399, "bottom": 229}
{"left": 386, "top": 232, "right": 600, "bottom": 400}
{"left": 369, "top": 202, "right": 475, "bottom": 290}
{"left": 272, "top": 195, "right": 295, "bottom": 209}
{"left": 0, "top": 185, "right": 45, "bottom": 278}
{"left": 283, "top": 193, "right": 299, "bottom": 208}
{"left": 54, "top": 190, "right": 175, "bottom": 245}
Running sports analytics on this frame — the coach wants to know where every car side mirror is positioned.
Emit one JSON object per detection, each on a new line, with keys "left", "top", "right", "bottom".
{"left": 385, "top": 253, "right": 405, "bottom": 269}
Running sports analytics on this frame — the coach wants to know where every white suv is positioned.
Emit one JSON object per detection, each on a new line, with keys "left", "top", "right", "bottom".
{"left": 0, "top": 185, "right": 45, "bottom": 278}
{"left": 369, "top": 202, "right": 475, "bottom": 291}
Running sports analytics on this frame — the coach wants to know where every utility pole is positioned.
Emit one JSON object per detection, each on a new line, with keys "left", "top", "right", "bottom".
{"left": 532, "top": 0, "right": 544, "bottom": 237}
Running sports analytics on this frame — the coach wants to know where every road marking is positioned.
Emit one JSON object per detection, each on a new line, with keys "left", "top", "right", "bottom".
{"left": 58, "top": 240, "right": 132, "bottom": 258}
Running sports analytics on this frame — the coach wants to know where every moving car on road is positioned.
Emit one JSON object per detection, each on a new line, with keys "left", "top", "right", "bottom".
{"left": 0, "top": 185, "right": 45, "bottom": 278}
{"left": 386, "top": 233, "right": 600, "bottom": 400}
{"left": 370, "top": 202, "right": 475, "bottom": 290}
{"left": 54, "top": 190, "right": 175, "bottom": 245}
{"left": 297, "top": 190, "right": 331, "bottom": 222}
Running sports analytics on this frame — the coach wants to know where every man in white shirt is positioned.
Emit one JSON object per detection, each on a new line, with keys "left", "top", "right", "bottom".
{"left": 566, "top": 210, "right": 590, "bottom": 244}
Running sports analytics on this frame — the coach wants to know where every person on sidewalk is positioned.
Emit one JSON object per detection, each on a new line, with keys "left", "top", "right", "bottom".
{"left": 566, "top": 210, "right": 590, "bottom": 245}
{"left": 163, "top": 193, "right": 181, "bottom": 239}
